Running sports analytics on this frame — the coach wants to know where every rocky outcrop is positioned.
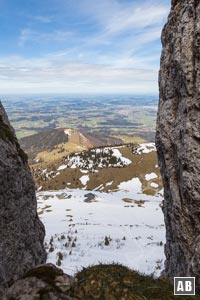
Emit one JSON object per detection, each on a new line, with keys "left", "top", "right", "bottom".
{"left": 0, "top": 102, "right": 46, "bottom": 294}
{"left": 156, "top": 0, "right": 200, "bottom": 286}
{"left": 2, "top": 264, "right": 76, "bottom": 300}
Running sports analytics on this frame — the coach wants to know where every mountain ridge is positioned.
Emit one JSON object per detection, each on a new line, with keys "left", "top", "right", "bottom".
{"left": 20, "top": 127, "right": 123, "bottom": 163}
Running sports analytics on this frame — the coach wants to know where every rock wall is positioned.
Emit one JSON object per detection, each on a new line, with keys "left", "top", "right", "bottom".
{"left": 0, "top": 102, "right": 46, "bottom": 294}
{"left": 156, "top": 0, "right": 200, "bottom": 286}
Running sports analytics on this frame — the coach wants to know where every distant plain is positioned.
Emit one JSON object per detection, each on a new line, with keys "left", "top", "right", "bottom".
{"left": 2, "top": 94, "right": 157, "bottom": 141}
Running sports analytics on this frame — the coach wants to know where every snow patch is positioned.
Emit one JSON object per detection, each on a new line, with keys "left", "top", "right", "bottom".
{"left": 112, "top": 148, "right": 132, "bottom": 165}
{"left": 64, "top": 129, "right": 72, "bottom": 136}
{"left": 80, "top": 175, "right": 90, "bottom": 185}
{"left": 57, "top": 165, "right": 67, "bottom": 171}
{"left": 118, "top": 178, "right": 142, "bottom": 194}
{"left": 151, "top": 182, "right": 159, "bottom": 189}
{"left": 106, "top": 181, "right": 113, "bottom": 186}
{"left": 134, "top": 143, "right": 156, "bottom": 155}
{"left": 80, "top": 169, "right": 88, "bottom": 174}
{"left": 145, "top": 173, "right": 158, "bottom": 181}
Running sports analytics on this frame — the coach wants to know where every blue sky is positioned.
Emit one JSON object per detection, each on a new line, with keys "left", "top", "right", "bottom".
{"left": 0, "top": 0, "right": 171, "bottom": 94}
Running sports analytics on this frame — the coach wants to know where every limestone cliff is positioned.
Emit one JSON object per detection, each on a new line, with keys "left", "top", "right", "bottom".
{"left": 0, "top": 102, "right": 46, "bottom": 294}
{"left": 156, "top": 0, "right": 200, "bottom": 286}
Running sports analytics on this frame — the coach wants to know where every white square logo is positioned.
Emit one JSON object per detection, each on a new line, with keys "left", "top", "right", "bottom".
{"left": 174, "top": 277, "right": 195, "bottom": 295}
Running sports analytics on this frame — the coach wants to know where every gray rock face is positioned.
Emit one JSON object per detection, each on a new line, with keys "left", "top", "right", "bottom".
{"left": 156, "top": 0, "right": 200, "bottom": 286}
{"left": 0, "top": 102, "right": 46, "bottom": 294}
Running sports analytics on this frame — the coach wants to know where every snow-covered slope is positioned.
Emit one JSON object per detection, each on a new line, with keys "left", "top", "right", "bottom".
{"left": 37, "top": 175, "right": 165, "bottom": 277}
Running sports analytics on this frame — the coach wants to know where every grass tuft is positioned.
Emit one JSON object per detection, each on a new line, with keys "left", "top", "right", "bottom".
{"left": 68, "top": 264, "right": 200, "bottom": 300}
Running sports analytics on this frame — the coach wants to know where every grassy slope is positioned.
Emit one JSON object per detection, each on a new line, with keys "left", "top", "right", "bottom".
{"left": 32, "top": 145, "right": 162, "bottom": 196}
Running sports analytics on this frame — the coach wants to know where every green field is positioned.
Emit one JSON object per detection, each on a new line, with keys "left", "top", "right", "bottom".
{"left": 2, "top": 94, "right": 158, "bottom": 141}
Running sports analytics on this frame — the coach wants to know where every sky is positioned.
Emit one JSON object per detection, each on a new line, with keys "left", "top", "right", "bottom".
{"left": 0, "top": 0, "right": 171, "bottom": 95}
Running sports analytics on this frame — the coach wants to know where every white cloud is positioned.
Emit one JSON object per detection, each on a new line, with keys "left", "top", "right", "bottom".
{"left": 62, "top": 0, "right": 169, "bottom": 71}
{"left": 104, "top": 5, "right": 169, "bottom": 35}
{"left": 19, "top": 29, "right": 73, "bottom": 46}
{"left": 0, "top": 55, "right": 158, "bottom": 94}
{"left": 78, "top": 0, "right": 169, "bottom": 36}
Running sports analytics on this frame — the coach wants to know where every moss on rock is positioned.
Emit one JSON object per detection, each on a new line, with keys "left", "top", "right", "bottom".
{"left": 24, "top": 264, "right": 64, "bottom": 284}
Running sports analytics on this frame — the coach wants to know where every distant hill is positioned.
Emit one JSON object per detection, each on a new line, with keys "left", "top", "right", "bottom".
{"left": 20, "top": 128, "right": 123, "bottom": 162}
{"left": 20, "top": 128, "right": 69, "bottom": 159}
